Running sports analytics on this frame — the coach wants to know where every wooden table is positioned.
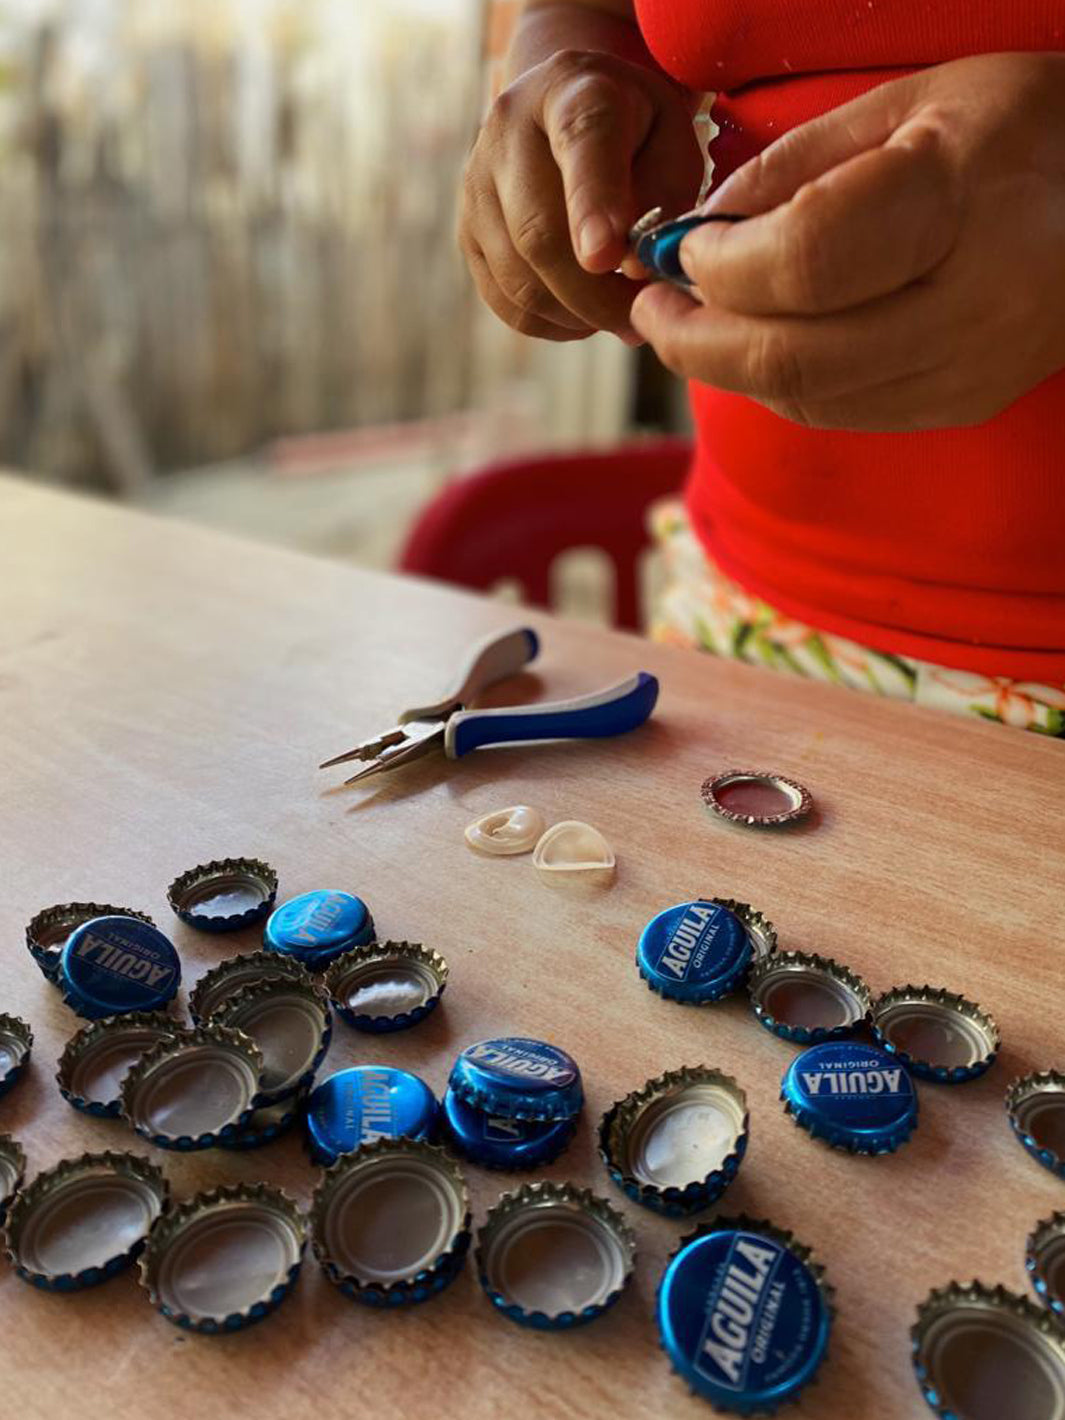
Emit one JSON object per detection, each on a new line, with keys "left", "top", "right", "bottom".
{"left": 1, "top": 474, "right": 1062, "bottom": 1420}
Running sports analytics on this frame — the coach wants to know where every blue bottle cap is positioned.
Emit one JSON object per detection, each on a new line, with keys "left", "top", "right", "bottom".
{"left": 781, "top": 1040, "right": 918, "bottom": 1155}
{"left": 305, "top": 1066, "right": 440, "bottom": 1167}
{"left": 263, "top": 890, "right": 374, "bottom": 968}
{"left": 448, "top": 1037, "right": 583, "bottom": 1121}
{"left": 637, "top": 900, "right": 754, "bottom": 1004}
{"left": 870, "top": 984, "right": 999, "bottom": 1083}
{"left": 60, "top": 916, "right": 181, "bottom": 1020}
{"left": 0, "top": 1015, "right": 33, "bottom": 1101}
{"left": 26, "top": 902, "right": 156, "bottom": 983}
{"left": 1026, "top": 1212, "right": 1065, "bottom": 1320}
{"left": 657, "top": 1216, "right": 833, "bottom": 1413}
{"left": 1006, "top": 1070, "right": 1065, "bottom": 1180}
{"left": 442, "top": 1088, "right": 576, "bottom": 1171}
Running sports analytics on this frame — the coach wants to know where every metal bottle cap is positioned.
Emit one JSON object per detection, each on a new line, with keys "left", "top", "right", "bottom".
{"left": 3, "top": 1151, "right": 168, "bottom": 1290}
{"left": 599, "top": 1066, "right": 748, "bottom": 1216}
{"left": 139, "top": 1183, "right": 306, "bottom": 1333}
{"left": 477, "top": 1181, "right": 635, "bottom": 1329}
{"left": 188, "top": 949, "right": 313, "bottom": 1024}
{"left": 324, "top": 940, "right": 448, "bottom": 1033}
{"left": 311, "top": 1137, "right": 471, "bottom": 1306}
{"left": 658, "top": 1216, "right": 834, "bottom": 1413}
{"left": 220, "top": 1090, "right": 308, "bottom": 1152}
{"left": 305, "top": 1066, "right": 440, "bottom": 1167}
{"left": 442, "top": 1088, "right": 577, "bottom": 1171}
{"left": 871, "top": 984, "right": 1000, "bottom": 1082}
{"left": 1007, "top": 1072, "right": 1065, "bottom": 1180}
{"left": 1027, "top": 1213, "right": 1065, "bottom": 1321}
{"left": 0, "top": 1015, "right": 32, "bottom": 1100}
{"left": 120, "top": 1024, "right": 264, "bottom": 1150}
{"left": 263, "top": 889, "right": 374, "bottom": 969}
{"left": 60, "top": 915, "right": 181, "bottom": 1019}
{"left": 0, "top": 1136, "right": 27, "bottom": 1224}
{"left": 25, "top": 901, "right": 155, "bottom": 983}
{"left": 748, "top": 952, "right": 870, "bottom": 1044}
{"left": 702, "top": 770, "right": 813, "bottom": 828}
{"left": 215, "top": 977, "right": 331, "bottom": 1104}
{"left": 448, "top": 1037, "right": 583, "bottom": 1121}
{"left": 912, "top": 1282, "right": 1065, "bottom": 1420}
{"left": 637, "top": 899, "right": 775, "bottom": 1004}
{"left": 57, "top": 1011, "right": 176, "bottom": 1118}
{"left": 782, "top": 1040, "right": 918, "bottom": 1155}
{"left": 167, "top": 857, "right": 278, "bottom": 933}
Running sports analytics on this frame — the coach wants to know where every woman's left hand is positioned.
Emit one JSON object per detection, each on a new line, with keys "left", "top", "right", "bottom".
{"left": 630, "top": 52, "right": 1065, "bottom": 431}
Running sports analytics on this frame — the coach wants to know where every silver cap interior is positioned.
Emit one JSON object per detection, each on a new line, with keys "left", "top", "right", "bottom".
{"left": 1034, "top": 1231, "right": 1065, "bottom": 1307}
{"left": 0, "top": 1022, "right": 28, "bottom": 1074}
{"left": 193, "top": 959, "right": 302, "bottom": 1021}
{"left": 482, "top": 1198, "right": 629, "bottom": 1316}
{"left": 920, "top": 1303, "right": 1065, "bottom": 1420}
{"left": 709, "top": 773, "right": 806, "bottom": 820}
{"left": 877, "top": 998, "right": 995, "bottom": 1069}
{"left": 15, "top": 1171, "right": 164, "bottom": 1278}
{"left": 623, "top": 1082, "right": 745, "bottom": 1189}
{"left": 221, "top": 991, "right": 325, "bottom": 1096}
{"left": 68, "top": 1024, "right": 173, "bottom": 1106}
{"left": 0, "top": 1143, "right": 23, "bottom": 1202}
{"left": 335, "top": 958, "right": 437, "bottom": 1018}
{"left": 153, "top": 1198, "right": 302, "bottom": 1322}
{"left": 1015, "top": 1090, "right": 1065, "bottom": 1158}
{"left": 180, "top": 869, "right": 270, "bottom": 918}
{"left": 755, "top": 963, "right": 865, "bottom": 1031}
{"left": 127, "top": 1045, "right": 258, "bottom": 1137}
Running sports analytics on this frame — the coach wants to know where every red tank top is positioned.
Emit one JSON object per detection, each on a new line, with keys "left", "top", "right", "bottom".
{"left": 634, "top": 1, "right": 1065, "bottom": 680}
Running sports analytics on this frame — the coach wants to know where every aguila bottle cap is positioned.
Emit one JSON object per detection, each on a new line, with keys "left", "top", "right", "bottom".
{"left": 59, "top": 915, "right": 181, "bottom": 1019}
{"left": 477, "top": 1181, "right": 635, "bottom": 1329}
{"left": 0, "top": 1015, "right": 32, "bottom": 1100}
{"left": 57, "top": 1011, "right": 176, "bottom": 1118}
{"left": 3, "top": 1151, "right": 168, "bottom": 1290}
{"left": 658, "top": 1215, "right": 833, "bottom": 1413}
{"left": 0, "top": 1136, "right": 27, "bottom": 1224}
{"left": 25, "top": 901, "right": 155, "bottom": 983}
{"left": 312, "top": 1137, "right": 471, "bottom": 1306}
{"left": 263, "top": 889, "right": 374, "bottom": 969}
{"left": 748, "top": 952, "right": 870, "bottom": 1044}
{"left": 1007, "top": 1071, "right": 1065, "bottom": 1180}
{"left": 599, "top": 1066, "right": 748, "bottom": 1216}
{"left": 912, "top": 1282, "right": 1065, "bottom": 1420}
{"left": 215, "top": 977, "right": 331, "bottom": 1104}
{"left": 120, "top": 1024, "right": 264, "bottom": 1150}
{"left": 448, "top": 1037, "right": 583, "bottom": 1121}
{"left": 324, "top": 940, "right": 448, "bottom": 1033}
{"left": 139, "top": 1183, "right": 306, "bottom": 1332}
{"left": 782, "top": 1040, "right": 918, "bottom": 1155}
{"left": 1027, "top": 1213, "right": 1065, "bottom": 1321}
{"left": 305, "top": 1065, "right": 440, "bottom": 1167}
{"left": 442, "top": 1088, "right": 577, "bottom": 1171}
{"left": 188, "top": 949, "right": 313, "bottom": 1024}
{"left": 871, "top": 984, "right": 1000, "bottom": 1082}
{"left": 701, "top": 770, "right": 813, "bottom": 828}
{"left": 637, "top": 899, "right": 776, "bottom": 1004}
{"left": 220, "top": 1090, "right": 308, "bottom": 1152}
{"left": 167, "top": 857, "right": 278, "bottom": 932}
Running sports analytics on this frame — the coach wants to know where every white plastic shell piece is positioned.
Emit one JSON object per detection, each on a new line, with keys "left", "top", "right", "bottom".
{"left": 532, "top": 821, "right": 615, "bottom": 875}
{"left": 464, "top": 806, "right": 546, "bottom": 857}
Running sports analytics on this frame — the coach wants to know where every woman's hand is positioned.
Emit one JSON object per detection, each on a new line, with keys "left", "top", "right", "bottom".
{"left": 459, "top": 46, "right": 703, "bottom": 343}
{"left": 631, "top": 53, "right": 1065, "bottom": 430}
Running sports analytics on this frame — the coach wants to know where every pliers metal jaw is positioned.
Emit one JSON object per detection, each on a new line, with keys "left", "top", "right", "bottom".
{"left": 629, "top": 206, "right": 746, "bottom": 289}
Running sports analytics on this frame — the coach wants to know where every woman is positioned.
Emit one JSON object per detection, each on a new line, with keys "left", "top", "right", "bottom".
{"left": 458, "top": 1, "right": 1065, "bottom": 733}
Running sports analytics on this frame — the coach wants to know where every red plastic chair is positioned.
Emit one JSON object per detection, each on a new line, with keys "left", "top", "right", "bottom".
{"left": 398, "top": 437, "right": 693, "bottom": 629}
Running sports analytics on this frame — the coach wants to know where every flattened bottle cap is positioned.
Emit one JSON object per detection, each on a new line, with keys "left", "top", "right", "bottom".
{"left": 1007, "top": 1071, "right": 1065, "bottom": 1179}
{"left": 60, "top": 915, "right": 181, "bottom": 1019}
{"left": 139, "top": 1183, "right": 306, "bottom": 1332}
{"left": 215, "top": 977, "right": 331, "bottom": 1103}
{"left": 0, "top": 1136, "right": 27, "bottom": 1224}
{"left": 263, "top": 889, "right": 374, "bottom": 968}
{"left": 871, "top": 984, "right": 1000, "bottom": 1082}
{"left": 220, "top": 1090, "right": 308, "bottom": 1152}
{"left": 1027, "top": 1213, "right": 1065, "bottom": 1320}
{"left": 702, "top": 770, "right": 813, "bottom": 828}
{"left": 312, "top": 1137, "right": 471, "bottom": 1306}
{"left": 0, "top": 1014, "right": 32, "bottom": 1099}
{"left": 599, "top": 1066, "right": 748, "bottom": 1216}
{"left": 57, "top": 1011, "right": 176, "bottom": 1118}
{"left": 25, "top": 902, "right": 155, "bottom": 983}
{"left": 442, "top": 1088, "right": 577, "bottom": 1171}
{"left": 748, "top": 952, "right": 870, "bottom": 1044}
{"left": 3, "top": 1151, "right": 168, "bottom": 1290}
{"left": 658, "top": 1216, "right": 833, "bottom": 1413}
{"left": 325, "top": 940, "right": 448, "bottom": 1033}
{"left": 449, "top": 1037, "right": 583, "bottom": 1121}
{"left": 167, "top": 857, "right": 278, "bottom": 933}
{"left": 305, "top": 1066, "right": 440, "bottom": 1167}
{"left": 188, "top": 949, "right": 313, "bottom": 1024}
{"left": 637, "top": 900, "right": 760, "bottom": 1004}
{"left": 912, "top": 1282, "right": 1065, "bottom": 1420}
{"left": 782, "top": 1040, "right": 918, "bottom": 1155}
{"left": 120, "top": 1024, "right": 263, "bottom": 1150}
{"left": 477, "top": 1181, "right": 635, "bottom": 1329}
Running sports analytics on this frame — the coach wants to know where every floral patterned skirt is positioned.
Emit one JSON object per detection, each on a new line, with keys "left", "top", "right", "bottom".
{"left": 649, "top": 500, "right": 1065, "bottom": 736}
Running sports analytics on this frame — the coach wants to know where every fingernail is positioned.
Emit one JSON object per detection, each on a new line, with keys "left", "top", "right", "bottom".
{"left": 577, "top": 214, "right": 614, "bottom": 263}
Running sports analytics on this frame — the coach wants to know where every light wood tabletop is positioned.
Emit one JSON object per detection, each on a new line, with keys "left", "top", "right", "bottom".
{"left": 1, "top": 473, "right": 1062, "bottom": 1420}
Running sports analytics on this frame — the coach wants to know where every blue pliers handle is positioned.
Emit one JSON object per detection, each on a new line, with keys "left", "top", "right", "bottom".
{"left": 630, "top": 205, "right": 746, "bottom": 289}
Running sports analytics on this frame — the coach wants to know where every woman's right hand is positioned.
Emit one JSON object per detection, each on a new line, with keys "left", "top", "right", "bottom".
{"left": 458, "top": 47, "right": 704, "bottom": 344}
